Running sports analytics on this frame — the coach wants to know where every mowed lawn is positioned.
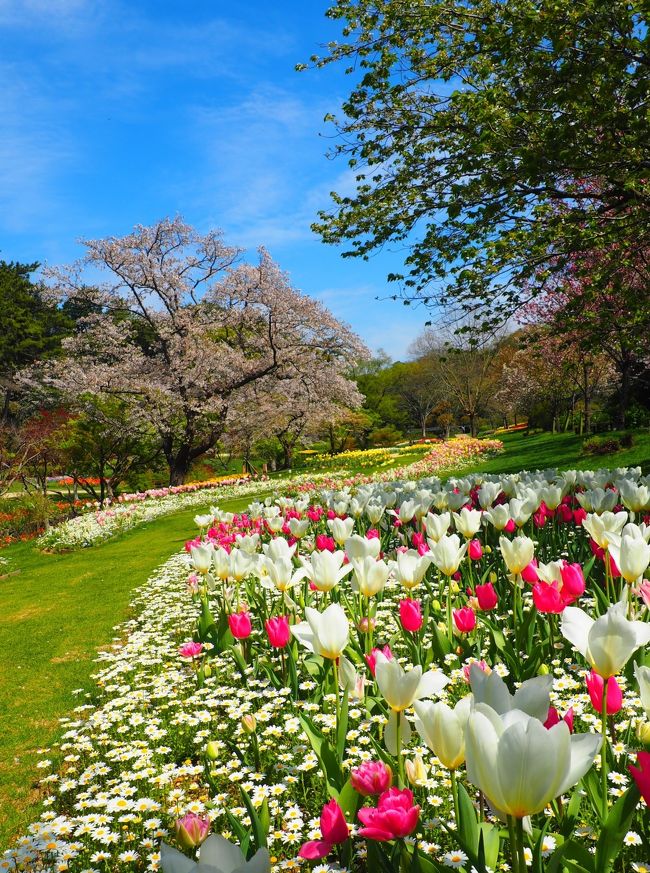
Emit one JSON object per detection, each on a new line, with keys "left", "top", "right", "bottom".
{"left": 0, "top": 493, "right": 263, "bottom": 847}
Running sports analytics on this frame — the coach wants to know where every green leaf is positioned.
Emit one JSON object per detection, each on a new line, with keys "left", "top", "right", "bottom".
{"left": 240, "top": 786, "right": 269, "bottom": 850}
{"left": 457, "top": 782, "right": 479, "bottom": 854}
{"left": 337, "top": 689, "right": 349, "bottom": 762}
{"left": 298, "top": 713, "right": 344, "bottom": 792}
{"left": 336, "top": 778, "right": 361, "bottom": 822}
{"left": 594, "top": 783, "right": 641, "bottom": 873}
{"left": 478, "top": 823, "right": 500, "bottom": 871}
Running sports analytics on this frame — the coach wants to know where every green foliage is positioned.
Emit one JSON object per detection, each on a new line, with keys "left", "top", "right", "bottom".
{"left": 310, "top": 0, "right": 649, "bottom": 327}
{"left": 0, "top": 261, "right": 72, "bottom": 398}
{"left": 582, "top": 433, "right": 635, "bottom": 457}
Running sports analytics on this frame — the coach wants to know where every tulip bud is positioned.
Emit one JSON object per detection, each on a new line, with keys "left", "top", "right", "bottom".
{"left": 432, "top": 599, "right": 441, "bottom": 611}
{"left": 636, "top": 720, "right": 650, "bottom": 745}
{"left": 174, "top": 813, "right": 210, "bottom": 849}
{"left": 405, "top": 754, "right": 428, "bottom": 785}
{"left": 203, "top": 663, "right": 212, "bottom": 678}
{"left": 206, "top": 741, "right": 220, "bottom": 760}
{"left": 242, "top": 714, "right": 257, "bottom": 733}
{"left": 538, "top": 664, "right": 550, "bottom": 675}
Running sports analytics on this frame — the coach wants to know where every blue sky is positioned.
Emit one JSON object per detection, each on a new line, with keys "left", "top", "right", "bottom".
{"left": 0, "top": 0, "right": 430, "bottom": 359}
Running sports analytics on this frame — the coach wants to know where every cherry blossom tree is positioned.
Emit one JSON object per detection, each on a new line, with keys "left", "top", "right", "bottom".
{"left": 42, "top": 218, "right": 367, "bottom": 484}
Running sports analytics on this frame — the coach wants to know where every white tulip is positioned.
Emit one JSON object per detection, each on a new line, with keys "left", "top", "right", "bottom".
{"left": 465, "top": 704, "right": 600, "bottom": 819}
{"left": 190, "top": 543, "right": 213, "bottom": 574}
{"left": 291, "top": 604, "right": 349, "bottom": 660}
{"left": 235, "top": 533, "right": 260, "bottom": 554}
{"left": 266, "top": 516, "right": 285, "bottom": 533}
{"left": 259, "top": 556, "right": 307, "bottom": 592}
{"left": 499, "top": 535, "right": 535, "bottom": 575}
{"left": 161, "top": 835, "right": 270, "bottom": 873}
{"left": 469, "top": 663, "right": 552, "bottom": 722}
{"left": 345, "top": 533, "right": 381, "bottom": 561}
{"left": 508, "top": 497, "right": 536, "bottom": 527}
{"left": 391, "top": 549, "right": 433, "bottom": 590}
{"left": 453, "top": 507, "right": 483, "bottom": 539}
{"left": 262, "top": 538, "right": 296, "bottom": 561}
{"left": 351, "top": 556, "right": 391, "bottom": 597}
{"left": 607, "top": 533, "right": 650, "bottom": 584}
{"left": 301, "top": 550, "right": 353, "bottom": 592}
{"left": 561, "top": 600, "right": 650, "bottom": 678}
{"left": 619, "top": 481, "right": 650, "bottom": 514}
{"left": 194, "top": 513, "right": 213, "bottom": 529}
{"left": 483, "top": 504, "right": 511, "bottom": 531}
{"left": 539, "top": 485, "right": 563, "bottom": 511}
{"left": 212, "top": 546, "right": 231, "bottom": 581}
{"left": 581, "top": 511, "right": 628, "bottom": 549}
{"left": 422, "top": 511, "right": 451, "bottom": 542}
{"left": 478, "top": 481, "right": 502, "bottom": 509}
{"left": 288, "top": 518, "right": 310, "bottom": 539}
{"left": 414, "top": 696, "right": 472, "bottom": 770}
{"left": 327, "top": 517, "right": 356, "bottom": 545}
{"left": 635, "top": 662, "right": 650, "bottom": 717}
{"left": 429, "top": 534, "right": 468, "bottom": 576}
{"left": 375, "top": 651, "right": 449, "bottom": 755}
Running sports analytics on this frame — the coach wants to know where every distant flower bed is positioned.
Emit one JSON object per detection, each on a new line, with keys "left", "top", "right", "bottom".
{"left": 36, "top": 478, "right": 261, "bottom": 552}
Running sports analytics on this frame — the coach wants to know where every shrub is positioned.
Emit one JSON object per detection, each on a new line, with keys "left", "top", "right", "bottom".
{"left": 582, "top": 433, "right": 635, "bottom": 455}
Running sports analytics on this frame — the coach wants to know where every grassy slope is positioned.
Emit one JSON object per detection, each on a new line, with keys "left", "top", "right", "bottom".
{"left": 467, "top": 429, "right": 650, "bottom": 477}
{"left": 0, "top": 493, "right": 261, "bottom": 846}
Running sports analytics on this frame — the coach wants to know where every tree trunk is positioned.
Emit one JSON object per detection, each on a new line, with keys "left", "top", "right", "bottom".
{"left": 468, "top": 412, "right": 477, "bottom": 437}
{"left": 169, "top": 445, "right": 192, "bottom": 485}
{"left": 615, "top": 358, "right": 632, "bottom": 430}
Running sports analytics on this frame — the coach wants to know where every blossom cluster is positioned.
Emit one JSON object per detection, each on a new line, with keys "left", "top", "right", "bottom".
{"left": 5, "top": 462, "right": 650, "bottom": 873}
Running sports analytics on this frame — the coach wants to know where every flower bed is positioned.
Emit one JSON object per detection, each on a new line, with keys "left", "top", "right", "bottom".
{"left": 36, "top": 479, "right": 261, "bottom": 552}
{"left": 6, "top": 463, "right": 650, "bottom": 873}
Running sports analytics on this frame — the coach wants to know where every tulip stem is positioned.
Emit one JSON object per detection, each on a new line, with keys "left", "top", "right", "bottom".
{"left": 515, "top": 817, "right": 527, "bottom": 873}
{"left": 506, "top": 816, "right": 520, "bottom": 873}
{"left": 446, "top": 583, "right": 453, "bottom": 644}
{"left": 396, "top": 711, "right": 405, "bottom": 788}
{"left": 450, "top": 769, "right": 460, "bottom": 830}
{"left": 333, "top": 659, "right": 341, "bottom": 741}
{"left": 601, "top": 688, "right": 609, "bottom": 820}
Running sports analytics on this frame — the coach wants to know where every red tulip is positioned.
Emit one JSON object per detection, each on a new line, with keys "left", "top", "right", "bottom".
{"left": 585, "top": 670, "right": 623, "bottom": 715}
{"left": 453, "top": 606, "right": 476, "bottom": 633}
{"left": 228, "top": 611, "right": 252, "bottom": 640}
{"left": 475, "top": 582, "right": 498, "bottom": 611}
{"left": 521, "top": 559, "right": 539, "bottom": 583}
{"left": 299, "top": 799, "right": 349, "bottom": 860}
{"left": 265, "top": 615, "right": 291, "bottom": 648}
{"left": 366, "top": 645, "right": 392, "bottom": 677}
{"left": 532, "top": 581, "right": 565, "bottom": 614}
{"left": 358, "top": 787, "right": 420, "bottom": 841}
{"left": 315, "top": 534, "right": 336, "bottom": 552}
{"left": 468, "top": 538, "right": 483, "bottom": 560}
{"left": 351, "top": 760, "right": 393, "bottom": 796}
{"left": 560, "top": 562, "right": 585, "bottom": 602}
{"left": 629, "top": 751, "right": 650, "bottom": 806}
{"left": 399, "top": 598, "right": 423, "bottom": 632}
{"left": 504, "top": 518, "right": 516, "bottom": 533}
{"left": 544, "top": 706, "right": 574, "bottom": 732}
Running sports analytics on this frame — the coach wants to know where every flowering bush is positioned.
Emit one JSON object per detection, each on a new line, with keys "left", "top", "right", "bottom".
{"left": 6, "top": 462, "right": 650, "bottom": 873}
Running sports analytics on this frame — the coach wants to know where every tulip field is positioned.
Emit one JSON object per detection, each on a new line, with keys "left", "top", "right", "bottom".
{"left": 3, "top": 465, "right": 650, "bottom": 873}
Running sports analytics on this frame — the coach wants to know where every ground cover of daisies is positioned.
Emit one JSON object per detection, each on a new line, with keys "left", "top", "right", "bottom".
{"left": 4, "top": 465, "right": 650, "bottom": 873}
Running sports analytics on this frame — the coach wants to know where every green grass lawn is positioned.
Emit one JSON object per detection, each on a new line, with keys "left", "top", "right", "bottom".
{"left": 467, "top": 428, "right": 650, "bottom": 477}
{"left": 0, "top": 493, "right": 264, "bottom": 848}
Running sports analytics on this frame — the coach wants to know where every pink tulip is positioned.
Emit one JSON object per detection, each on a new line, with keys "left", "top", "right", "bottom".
{"left": 299, "top": 799, "right": 348, "bottom": 860}
{"left": 174, "top": 813, "right": 210, "bottom": 849}
{"left": 475, "top": 582, "right": 498, "bottom": 611}
{"left": 637, "top": 580, "right": 650, "bottom": 609}
{"left": 586, "top": 671, "right": 623, "bottom": 715}
{"left": 560, "top": 562, "right": 585, "bottom": 602}
{"left": 366, "top": 528, "right": 380, "bottom": 540}
{"left": 358, "top": 787, "right": 420, "bottom": 841}
{"left": 399, "top": 598, "right": 423, "bottom": 633}
{"left": 532, "top": 581, "right": 565, "bottom": 614}
{"left": 315, "top": 534, "right": 336, "bottom": 552}
{"left": 533, "top": 509, "right": 547, "bottom": 528}
{"left": 350, "top": 760, "right": 393, "bottom": 797}
{"left": 629, "top": 751, "right": 650, "bottom": 807}
{"left": 228, "top": 611, "right": 252, "bottom": 640}
{"left": 411, "top": 531, "right": 426, "bottom": 550}
{"left": 504, "top": 518, "right": 516, "bottom": 533}
{"left": 265, "top": 615, "right": 291, "bottom": 648}
{"left": 521, "top": 559, "right": 539, "bottom": 583}
{"left": 468, "top": 538, "right": 483, "bottom": 560}
{"left": 544, "top": 706, "right": 574, "bottom": 732}
{"left": 453, "top": 606, "right": 476, "bottom": 633}
{"left": 179, "top": 641, "right": 204, "bottom": 658}
{"left": 462, "top": 660, "right": 490, "bottom": 683}
{"left": 366, "top": 645, "right": 393, "bottom": 677}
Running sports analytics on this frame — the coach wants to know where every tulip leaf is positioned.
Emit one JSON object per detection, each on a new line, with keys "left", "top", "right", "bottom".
{"left": 240, "top": 787, "right": 269, "bottom": 850}
{"left": 336, "top": 689, "right": 350, "bottom": 761}
{"left": 547, "top": 838, "right": 594, "bottom": 873}
{"left": 229, "top": 644, "right": 248, "bottom": 679}
{"left": 411, "top": 844, "right": 446, "bottom": 872}
{"left": 298, "top": 712, "right": 343, "bottom": 792}
{"left": 594, "top": 783, "right": 641, "bottom": 873}
{"left": 430, "top": 620, "right": 452, "bottom": 658}
{"left": 366, "top": 839, "right": 395, "bottom": 873}
{"left": 336, "top": 777, "right": 361, "bottom": 822}
{"left": 478, "top": 823, "right": 500, "bottom": 871}
{"left": 224, "top": 808, "right": 251, "bottom": 857}
{"left": 456, "top": 782, "right": 480, "bottom": 856}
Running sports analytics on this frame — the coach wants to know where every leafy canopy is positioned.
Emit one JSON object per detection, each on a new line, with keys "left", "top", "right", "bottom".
{"left": 308, "top": 0, "right": 649, "bottom": 326}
